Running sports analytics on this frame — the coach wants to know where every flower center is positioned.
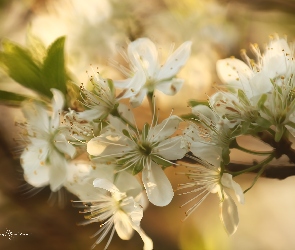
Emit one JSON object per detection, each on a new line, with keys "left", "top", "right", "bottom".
{"left": 138, "top": 141, "right": 153, "bottom": 156}
{"left": 144, "top": 78, "right": 156, "bottom": 92}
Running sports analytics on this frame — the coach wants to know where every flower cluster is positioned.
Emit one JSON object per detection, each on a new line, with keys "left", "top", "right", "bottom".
{"left": 10, "top": 34, "right": 295, "bottom": 248}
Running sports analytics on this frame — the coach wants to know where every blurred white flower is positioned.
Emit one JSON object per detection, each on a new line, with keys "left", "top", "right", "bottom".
{"left": 184, "top": 105, "right": 235, "bottom": 166}
{"left": 20, "top": 89, "right": 76, "bottom": 191}
{"left": 114, "top": 38, "right": 192, "bottom": 107}
{"left": 73, "top": 174, "right": 153, "bottom": 250}
{"left": 178, "top": 154, "right": 244, "bottom": 235}
{"left": 87, "top": 115, "right": 187, "bottom": 206}
{"left": 215, "top": 35, "right": 295, "bottom": 140}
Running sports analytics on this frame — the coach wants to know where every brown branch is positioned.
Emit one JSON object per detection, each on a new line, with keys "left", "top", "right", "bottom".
{"left": 227, "top": 162, "right": 295, "bottom": 180}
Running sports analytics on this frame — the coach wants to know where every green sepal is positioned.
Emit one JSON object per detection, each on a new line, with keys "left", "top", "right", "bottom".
{"left": 275, "top": 125, "right": 285, "bottom": 142}
{"left": 180, "top": 113, "right": 200, "bottom": 123}
{"left": 256, "top": 116, "right": 271, "bottom": 128}
{"left": 132, "top": 162, "right": 143, "bottom": 175}
{"left": 241, "top": 121, "right": 251, "bottom": 134}
{"left": 117, "top": 156, "right": 133, "bottom": 165}
{"left": 257, "top": 94, "right": 267, "bottom": 109}
{"left": 142, "top": 123, "right": 150, "bottom": 141}
{"left": 237, "top": 89, "right": 251, "bottom": 106}
{"left": 222, "top": 147, "right": 230, "bottom": 165}
{"left": 107, "top": 78, "right": 115, "bottom": 96}
{"left": 286, "top": 121, "right": 295, "bottom": 129}
{"left": 122, "top": 129, "right": 133, "bottom": 140}
{"left": 188, "top": 99, "right": 209, "bottom": 107}
{"left": 42, "top": 36, "right": 67, "bottom": 95}
{"left": 151, "top": 154, "right": 172, "bottom": 167}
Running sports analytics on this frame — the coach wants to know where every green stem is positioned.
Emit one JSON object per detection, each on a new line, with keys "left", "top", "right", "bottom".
{"left": 235, "top": 144, "right": 273, "bottom": 155}
{"left": 243, "top": 163, "right": 267, "bottom": 193}
{"left": 230, "top": 138, "right": 273, "bottom": 156}
{"left": 111, "top": 107, "right": 137, "bottom": 132}
{"left": 231, "top": 154, "right": 274, "bottom": 177}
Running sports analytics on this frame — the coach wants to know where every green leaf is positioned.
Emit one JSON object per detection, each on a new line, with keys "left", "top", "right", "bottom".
{"left": 0, "top": 90, "right": 29, "bottom": 106}
{"left": 0, "top": 40, "right": 49, "bottom": 96}
{"left": 42, "top": 36, "right": 67, "bottom": 95}
{"left": 151, "top": 154, "right": 172, "bottom": 167}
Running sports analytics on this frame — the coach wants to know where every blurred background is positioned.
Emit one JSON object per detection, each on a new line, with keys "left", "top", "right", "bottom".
{"left": 1, "top": 0, "right": 295, "bottom": 249}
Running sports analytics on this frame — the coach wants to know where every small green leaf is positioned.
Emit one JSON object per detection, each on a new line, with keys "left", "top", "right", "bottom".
{"left": 42, "top": 36, "right": 67, "bottom": 95}
{"left": 188, "top": 99, "right": 209, "bottom": 107}
{"left": 151, "top": 154, "right": 172, "bottom": 167}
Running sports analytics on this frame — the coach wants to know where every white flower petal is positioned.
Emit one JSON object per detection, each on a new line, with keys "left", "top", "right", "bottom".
{"left": 51, "top": 88, "right": 65, "bottom": 130}
{"left": 156, "top": 78, "right": 184, "bottom": 96}
{"left": 130, "top": 88, "right": 148, "bottom": 108}
{"left": 216, "top": 58, "right": 253, "bottom": 94}
{"left": 221, "top": 173, "right": 245, "bottom": 204}
{"left": 48, "top": 150, "right": 67, "bottom": 191}
{"left": 76, "top": 109, "right": 105, "bottom": 121}
{"left": 157, "top": 41, "right": 192, "bottom": 80}
{"left": 22, "top": 102, "right": 50, "bottom": 133}
{"left": 54, "top": 132, "right": 76, "bottom": 158}
{"left": 142, "top": 162, "right": 173, "bottom": 206}
{"left": 128, "top": 38, "right": 158, "bottom": 77}
{"left": 134, "top": 227, "right": 153, "bottom": 250}
{"left": 114, "top": 210, "right": 134, "bottom": 240}
{"left": 116, "top": 69, "right": 146, "bottom": 99}
{"left": 87, "top": 135, "right": 132, "bottom": 157}
{"left": 190, "top": 142, "right": 222, "bottom": 167}
{"left": 148, "top": 115, "right": 182, "bottom": 142}
{"left": 220, "top": 191, "right": 239, "bottom": 236}
{"left": 93, "top": 178, "right": 120, "bottom": 194}
{"left": 192, "top": 105, "right": 218, "bottom": 123}
{"left": 156, "top": 136, "right": 187, "bottom": 160}
{"left": 115, "top": 171, "right": 142, "bottom": 197}
{"left": 21, "top": 147, "right": 50, "bottom": 187}
{"left": 248, "top": 72, "right": 273, "bottom": 98}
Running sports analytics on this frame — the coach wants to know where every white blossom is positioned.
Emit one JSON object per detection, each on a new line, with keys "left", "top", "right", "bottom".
{"left": 73, "top": 173, "right": 153, "bottom": 250}
{"left": 87, "top": 115, "right": 187, "bottom": 206}
{"left": 20, "top": 89, "right": 76, "bottom": 191}
{"left": 114, "top": 38, "right": 192, "bottom": 107}
{"left": 178, "top": 154, "right": 244, "bottom": 235}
